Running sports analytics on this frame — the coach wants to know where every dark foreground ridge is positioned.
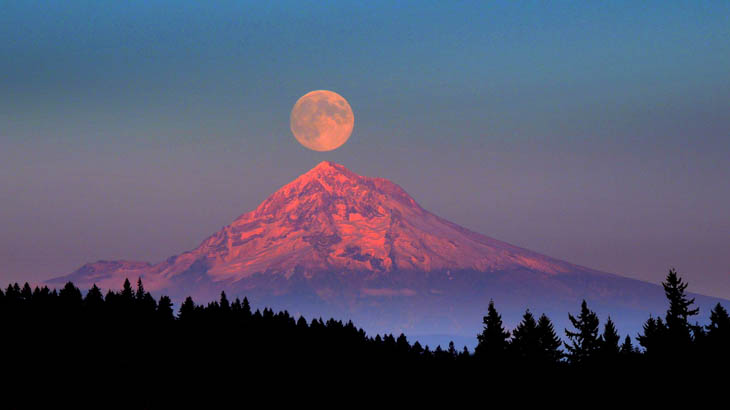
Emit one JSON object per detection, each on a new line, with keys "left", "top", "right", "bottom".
{"left": 2, "top": 268, "right": 728, "bottom": 403}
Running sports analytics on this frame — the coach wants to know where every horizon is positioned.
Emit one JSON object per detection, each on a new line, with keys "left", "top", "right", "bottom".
{"left": 2, "top": 2, "right": 729, "bottom": 301}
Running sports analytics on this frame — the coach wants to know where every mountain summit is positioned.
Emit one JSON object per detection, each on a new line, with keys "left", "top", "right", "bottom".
{"left": 57, "top": 161, "right": 575, "bottom": 289}
{"left": 51, "top": 161, "right": 724, "bottom": 342}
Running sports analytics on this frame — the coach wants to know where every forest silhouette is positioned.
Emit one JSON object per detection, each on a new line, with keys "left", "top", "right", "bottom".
{"left": 2, "top": 268, "right": 728, "bottom": 402}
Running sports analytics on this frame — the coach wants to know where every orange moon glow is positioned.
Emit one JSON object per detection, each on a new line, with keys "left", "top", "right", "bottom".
{"left": 290, "top": 90, "right": 354, "bottom": 151}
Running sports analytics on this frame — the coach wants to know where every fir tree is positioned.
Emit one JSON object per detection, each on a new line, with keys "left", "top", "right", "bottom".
{"left": 510, "top": 309, "right": 540, "bottom": 363}
{"left": 59, "top": 282, "right": 82, "bottom": 306}
{"left": 178, "top": 296, "right": 196, "bottom": 321}
{"left": 564, "top": 300, "right": 600, "bottom": 366}
{"left": 21, "top": 283, "right": 33, "bottom": 301}
{"left": 135, "top": 278, "right": 146, "bottom": 301}
{"left": 120, "top": 278, "right": 134, "bottom": 301}
{"left": 637, "top": 316, "right": 667, "bottom": 356}
{"left": 662, "top": 268, "right": 699, "bottom": 349}
{"left": 475, "top": 300, "right": 511, "bottom": 363}
{"left": 219, "top": 291, "right": 230, "bottom": 312}
{"left": 448, "top": 341, "right": 457, "bottom": 358}
{"left": 620, "top": 335, "right": 636, "bottom": 357}
{"left": 242, "top": 297, "right": 252, "bottom": 318}
{"left": 84, "top": 284, "right": 104, "bottom": 310}
{"left": 599, "top": 316, "right": 621, "bottom": 359}
{"left": 705, "top": 303, "right": 730, "bottom": 359}
{"left": 157, "top": 296, "right": 174, "bottom": 321}
{"left": 536, "top": 313, "right": 563, "bottom": 365}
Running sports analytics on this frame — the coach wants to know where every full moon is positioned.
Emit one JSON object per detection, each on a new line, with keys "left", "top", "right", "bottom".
{"left": 290, "top": 90, "right": 354, "bottom": 152}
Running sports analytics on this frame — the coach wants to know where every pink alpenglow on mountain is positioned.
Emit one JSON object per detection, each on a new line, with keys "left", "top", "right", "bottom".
{"left": 52, "top": 161, "right": 725, "bottom": 343}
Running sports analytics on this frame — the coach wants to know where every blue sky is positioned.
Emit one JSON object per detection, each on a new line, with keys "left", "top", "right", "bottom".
{"left": 1, "top": 1, "right": 729, "bottom": 297}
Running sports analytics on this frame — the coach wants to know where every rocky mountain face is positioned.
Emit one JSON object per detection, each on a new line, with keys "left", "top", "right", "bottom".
{"left": 50, "top": 161, "right": 725, "bottom": 345}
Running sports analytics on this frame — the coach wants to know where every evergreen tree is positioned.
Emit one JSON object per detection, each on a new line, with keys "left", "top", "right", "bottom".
{"left": 599, "top": 316, "right": 621, "bottom": 359}
{"left": 59, "top": 282, "right": 83, "bottom": 306}
{"left": 510, "top": 309, "right": 540, "bottom": 363}
{"left": 620, "top": 335, "right": 636, "bottom": 357}
{"left": 706, "top": 303, "right": 730, "bottom": 339}
{"left": 637, "top": 316, "right": 667, "bottom": 356}
{"left": 84, "top": 284, "right": 104, "bottom": 310}
{"left": 448, "top": 341, "right": 457, "bottom": 358}
{"left": 21, "top": 283, "right": 33, "bottom": 301}
{"left": 536, "top": 313, "right": 563, "bottom": 365}
{"left": 412, "top": 341, "right": 424, "bottom": 356}
{"left": 662, "top": 268, "right": 699, "bottom": 349}
{"left": 395, "top": 333, "right": 410, "bottom": 355}
{"left": 219, "top": 291, "right": 230, "bottom": 312}
{"left": 157, "top": 296, "right": 174, "bottom": 321}
{"left": 120, "top": 278, "right": 134, "bottom": 301}
{"left": 178, "top": 296, "right": 196, "bottom": 321}
{"left": 564, "top": 300, "right": 600, "bottom": 366}
{"left": 135, "top": 278, "right": 146, "bottom": 301}
{"left": 475, "top": 300, "right": 511, "bottom": 363}
{"left": 705, "top": 303, "right": 730, "bottom": 359}
{"left": 242, "top": 297, "right": 252, "bottom": 319}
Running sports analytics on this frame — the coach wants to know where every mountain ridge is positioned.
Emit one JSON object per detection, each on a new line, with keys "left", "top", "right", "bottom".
{"left": 49, "top": 161, "right": 727, "bottom": 343}
{"left": 52, "top": 161, "right": 600, "bottom": 290}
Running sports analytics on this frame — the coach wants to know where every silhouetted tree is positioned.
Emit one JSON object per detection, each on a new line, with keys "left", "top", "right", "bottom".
{"left": 120, "top": 279, "right": 134, "bottom": 300}
{"left": 219, "top": 291, "right": 230, "bottom": 312}
{"left": 178, "top": 296, "right": 196, "bottom": 321}
{"left": 620, "top": 335, "right": 637, "bottom": 357}
{"left": 135, "top": 278, "right": 146, "bottom": 301}
{"left": 536, "top": 313, "right": 563, "bottom": 365}
{"left": 475, "top": 300, "right": 511, "bottom": 364}
{"left": 565, "top": 300, "right": 600, "bottom": 366}
{"left": 21, "top": 283, "right": 33, "bottom": 301}
{"left": 510, "top": 310, "right": 540, "bottom": 364}
{"left": 662, "top": 268, "right": 699, "bottom": 352}
{"left": 599, "top": 316, "right": 621, "bottom": 360}
{"left": 637, "top": 316, "right": 667, "bottom": 356}
{"left": 157, "top": 296, "right": 174, "bottom": 321}
{"left": 448, "top": 341, "right": 457, "bottom": 358}
{"left": 84, "top": 284, "right": 104, "bottom": 310}
{"left": 704, "top": 303, "right": 730, "bottom": 361}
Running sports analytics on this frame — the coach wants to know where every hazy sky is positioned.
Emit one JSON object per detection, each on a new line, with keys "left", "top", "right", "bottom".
{"left": 1, "top": 1, "right": 729, "bottom": 298}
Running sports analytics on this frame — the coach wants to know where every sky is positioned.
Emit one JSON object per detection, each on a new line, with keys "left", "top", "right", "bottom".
{"left": 1, "top": 1, "right": 729, "bottom": 298}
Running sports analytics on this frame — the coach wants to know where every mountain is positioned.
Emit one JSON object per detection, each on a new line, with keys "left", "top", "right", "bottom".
{"left": 50, "top": 161, "right": 726, "bottom": 345}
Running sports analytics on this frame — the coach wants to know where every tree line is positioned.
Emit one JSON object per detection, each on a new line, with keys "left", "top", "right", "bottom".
{"left": 1, "top": 267, "right": 728, "bottom": 397}
{"left": 474, "top": 269, "right": 729, "bottom": 371}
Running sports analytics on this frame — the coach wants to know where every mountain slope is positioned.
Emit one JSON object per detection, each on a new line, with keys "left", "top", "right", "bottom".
{"left": 50, "top": 161, "right": 726, "bottom": 343}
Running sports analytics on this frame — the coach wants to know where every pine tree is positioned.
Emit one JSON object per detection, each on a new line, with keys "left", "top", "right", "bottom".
{"left": 637, "top": 316, "right": 667, "bottom": 356}
{"left": 510, "top": 309, "right": 540, "bottom": 363}
{"left": 599, "top": 316, "right": 621, "bottom": 359}
{"left": 157, "top": 296, "right": 174, "bottom": 321}
{"left": 564, "top": 300, "right": 600, "bottom": 366}
{"left": 396, "top": 333, "right": 410, "bottom": 355}
{"left": 120, "top": 278, "right": 134, "bottom": 301}
{"left": 620, "top": 335, "right": 635, "bottom": 357}
{"left": 412, "top": 341, "right": 424, "bottom": 356}
{"left": 475, "top": 300, "right": 511, "bottom": 363}
{"left": 706, "top": 303, "right": 730, "bottom": 338}
{"left": 219, "top": 291, "right": 230, "bottom": 312}
{"left": 705, "top": 303, "right": 730, "bottom": 359}
{"left": 59, "top": 282, "right": 82, "bottom": 306}
{"left": 242, "top": 297, "right": 252, "bottom": 318}
{"left": 536, "top": 313, "right": 563, "bottom": 365}
{"left": 448, "top": 341, "right": 457, "bottom": 358}
{"left": 178, "top": 296, "right": 196, "bottom": 321}
{"left": 21, "top": 283, "right": 33, "bottom": 301}
{"left": 84, "top": 284, "right": 104, "bottom": 310}
{"left": 662, "top": 268, "right": 699, "bottom": 350}
{"left": 135, "top": 278, "right": 145, "bottom": 301}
